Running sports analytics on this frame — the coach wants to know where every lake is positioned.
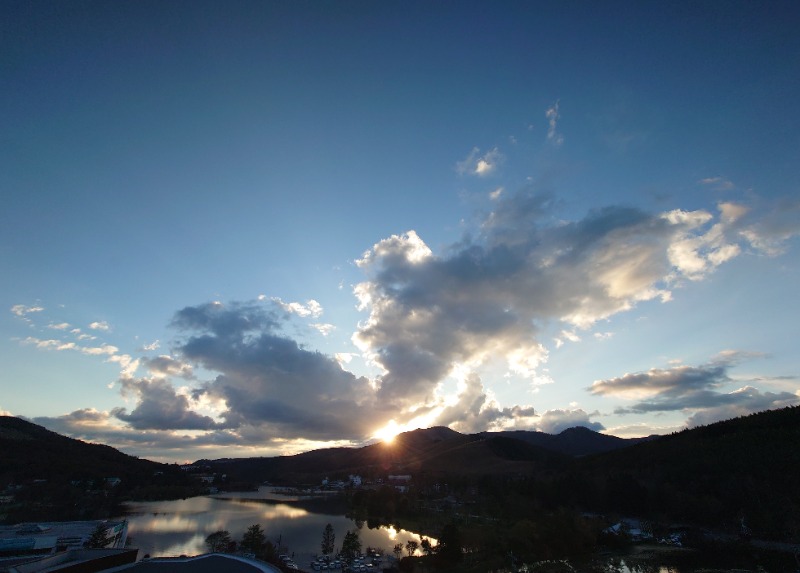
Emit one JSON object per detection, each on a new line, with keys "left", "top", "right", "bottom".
{"left": 121, "top": 487, "right": 427, "bottom": 560}
{"left": 121, "top": 488, "right": 797, "bottom": 572}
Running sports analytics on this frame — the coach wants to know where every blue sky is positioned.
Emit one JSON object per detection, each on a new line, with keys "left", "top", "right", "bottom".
{"left": 2, "top": 1, "right": 799, "bottom": 462}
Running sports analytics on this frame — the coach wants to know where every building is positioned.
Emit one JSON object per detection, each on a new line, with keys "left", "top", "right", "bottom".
{"left": 0, "top": 520, "right": 128, "bottom": 560}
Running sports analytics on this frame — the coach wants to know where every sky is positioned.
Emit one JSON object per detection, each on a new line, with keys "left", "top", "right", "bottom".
{"left": 2, "top": 1, "right": 799, "bottom": 463}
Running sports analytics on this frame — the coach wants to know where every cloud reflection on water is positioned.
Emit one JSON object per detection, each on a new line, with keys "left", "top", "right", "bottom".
{"left": 123, "top": 489, "right": 431, "bottom": 559}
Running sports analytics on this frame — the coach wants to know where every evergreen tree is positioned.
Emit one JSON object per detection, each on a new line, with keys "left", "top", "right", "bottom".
{"left": 341, "top": 529, "right": 362, "bottom": 560}
{"left": 241, "top": 524, "right": 268, "bottom": 558}
{"left": 436, "top": 521, "right": 462, "bottom": 566}
{"left": 321, "top": 523, "right": 335, "bottom": 556}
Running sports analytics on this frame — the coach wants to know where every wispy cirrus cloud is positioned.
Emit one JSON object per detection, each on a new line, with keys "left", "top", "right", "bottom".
{"left": 699, "top": 176, "right": 735, "bottom": 191}
{"left": 21, "top": 336, "right": 118, "bottom": 356}
{"left": 546, "top": 100, "right": 564, "bottom": 146}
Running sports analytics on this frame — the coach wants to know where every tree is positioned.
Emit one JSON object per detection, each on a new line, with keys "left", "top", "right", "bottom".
{"left": 420, "top": 538, "right": 434, "bottom": 556}
{"left": 341, "top": 529, "right": 362, "bottom": 560}
{"left": 241, "top": 524, "right": 268, "bottom": 558}
{"left": 405, "top": 539, "right": 419, "bottom": 557}
{"left": 85, "top": 523, "right": 114, "bottom": 548}
{"left": 437, "top": 521, "right": 462, "bottom": 566}
{"left": 321, "top": 523, "right": 335, "bottom": 556}
{"left": 205, "top": 530, "right": 232, "bottom": 553}
{"left": 393, "top": 543, "right": 404, "bottom": 560}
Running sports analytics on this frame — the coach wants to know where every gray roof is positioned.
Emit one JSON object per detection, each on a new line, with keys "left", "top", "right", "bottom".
{"left": 119, "top": 554, "right": 282, "bottom": 573}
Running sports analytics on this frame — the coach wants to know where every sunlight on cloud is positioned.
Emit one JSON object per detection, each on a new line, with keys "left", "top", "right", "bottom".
{"left": 456, "top": 147, "right": 503, "bottom": 177}
{"left": 312, "top": 323, "right": 335, "bottom": 336}
{"left": 271, "top": 297, "right": 324, "bottom": 318}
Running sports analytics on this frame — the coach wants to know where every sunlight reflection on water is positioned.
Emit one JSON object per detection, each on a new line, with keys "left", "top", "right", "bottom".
{"left": 121, "top": 487, "right": 429, "bottom": 559}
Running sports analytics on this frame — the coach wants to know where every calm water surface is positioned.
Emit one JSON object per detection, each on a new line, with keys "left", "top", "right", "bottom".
{"left": 121, "top": 488, "right": 795, "bottom": 571}
{"left": 121, "top": 487, "right": 426, "bottom": 559}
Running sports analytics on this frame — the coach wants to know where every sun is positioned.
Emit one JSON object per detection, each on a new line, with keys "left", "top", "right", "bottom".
{"left": 374, "top": 420, "right": 401, "bottom": 444}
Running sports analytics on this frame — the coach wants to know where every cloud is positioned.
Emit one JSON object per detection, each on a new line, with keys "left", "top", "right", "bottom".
{"left": 589, "top": 363, "right": 731, "bottom": 401}
{"left": 271, "top": 297, "right": 323, "bottom": 318}
{"left": 20, "top": 336, "right": 133, "bottom": 378}
{"left": 312, "top": 323, "right": 335, "bottom": 336}
{"left": 554, "top": 330, "right": 581, "bottom": 348}
{"left": 699, "top": 176, "right": 735, "bottom": 191}
{"left": 142, "top": 340, "right": 160, "bottom": 351}
{"left": 22, "top": 336, "right": 77, "bottom": 352}
{"left": 107, "top": 354, "right": 139, "bottom": 377}
{"left": 663, "top": 207, "right": 742, "bottom": 280}
{"left": 536, "top": 408, "right": 604, "bottom": 434}
{"left": 89, "top": 321, "right": 110, "bottom": 331}
{"left": 10, "top": 304, "right": 44, "bottom": 325}
{"left": 604, "top": 421, "right": 682, "bottom": 438}
{"left": 432, "top": 373, "right": 536, "bottom": 433}
{"left": 113, "top": 376, "right": 224, "bottom": 431}
{"left": 48, "top": 322, "right": 71, "bottom": 330}
{"left": 739, "top": 198, "right": 800, "bottom": 256}
{"left": 546, "top": 101, "right": 564, "bottom": 146}
{"left": 142, "top": 355, "right": 194, "bottom": 379}
{"left": 456, "top": 147, "right": 503, "bottom": 177}
{"left": 685, "top": 387, "right": 800, "bottom": 427}
{"left": 170, "top": 300, "right": 389, "bottom": 442}
{"left": 352, "top": 189, "right": 759, "bottom": 411}
{"left": 16, "top": 186, "right": 797, "bottom": 456}
{"left": 32, "top": 408, "right": 357, "bottom": 462}
{"left": 590, "top": 353, "right": 799, "bottom": 422}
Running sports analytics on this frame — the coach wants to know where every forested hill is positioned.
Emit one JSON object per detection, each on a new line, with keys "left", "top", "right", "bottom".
{"left": 0, "top": 415, "right": 184, "bottom": 487}
{"left": 480, "top": 425, "right": 654, "bottom": 457}
{"left": 195, "top": 424, "right": 650, "bottom": 484}
{"left": 1, "top": 416, "right": 204, "bottom": 523}
{"left": 568, "top": 405, "right": 800, "bottom": 539}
